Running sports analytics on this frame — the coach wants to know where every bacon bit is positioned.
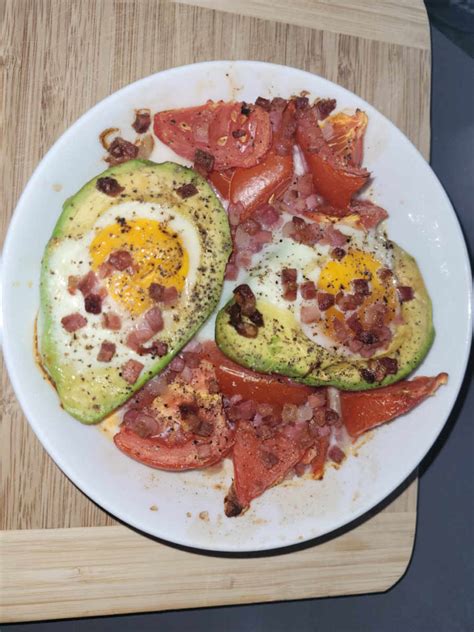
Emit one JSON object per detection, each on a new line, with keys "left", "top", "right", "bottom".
{"left": 378, "top": 267, "right": 394, "bottom": 283}
{"left": 253, "top": 204, "right": 281, "bottom": 226}
{"left": 132, "top": 109, "right": 151, "bottom": 134}
{"left": 372, "top": 356, "right": 399, "bottom": 381}
{"left": 122, "top": 409, "right": 159, "bottom": 438}
{"left": 225, "top": 262, "right": 239, "bottom": 280}
{"left": 228, "top": 202, "right": 243, "bottom": 227}
{"left": 169, "top": 356, "right": 185, "bottom": 372}
{"left": 282, "top": 403, "right": 298, "bottom": 424}
{"left": 328, "top": 445, "right": 345, "bottom": 464}
{"left": 61, "top": 313, "right": 87, "bottom": 332}
{"left": 107, "top": 249, "right": 133, "bottom": 271}
{"left": 67, "top": 275, "right": 80, "bottom": 295}
{"left": 97, "top": 341, "right": 116, "bottom": 362}
{"left": 332, "top": 317, "right": 351, "bottom": 343}
{"left": 144, "top": 306, "right": 164, "bottom": 333}
{"left": 317, "top": 292, "right": 335, "bottom": 311}
{"left": 105, "top": 137, "right": 139, "bottom": 165}
{"left": 148, "top": 283, "right": 165, "bottom": 302}
{"left": 227, "top": 303, "right": 242, "bottom": 328}
{"left": 261, "top": 450, "right": 280, "bottom": 469}
{"left": 137, "top": 340, "right": 169, "bottom": 358}
{"left": 249, "top": 310, "right": 264, "bottom": 326}
{"left": 351, "top": 200, "right": 389, "bottom": 230}
{"left": 98, "top": 262, "right": 114, "bottom": 279}
{"left": 331, "top": 247, "right": 346, "bottom": 260}
{"left": 360, "top": 368, "right": 375, "bottom": 384}
{"left": 352, "top": 278, "right": 370, "bottom": 296}
{"left": 281, "top": 268, "right": 298, "bottom": 301}
{"left": 78, "top": 271, "right": 98, "bottom": 296}
{"left": 300, "top": 281, "right": 317, "bottom": 300}
{"left": 236, "top": 321, "right": 259, "bottom": 338}
{"left": 224, "top": 484, "right": 243, "bottom": 517}
{"left": 300, "top": 304, "right": 321, "bottom": 324}
{"left": 96, "top": 176, "right": 124, "bottom": 197}
{"left": 121, "top": 359, "right": 144, "bottom": 384}
{"left": 314, "top": 98, "right": 337, "bottom": 120}
{"left": 363, "top": 301, "right": 387, "bottom": 328}
{"left": 322, "top": 223, "right": 348, "bottom": 247}
{"left": 346, "top": 312, "right": 363, "bottom": 334}
{"left": 195, "top": 420, "right": 214, "bottom": 437}
{"left": 335, "top": 291, "right": 364, "bottom": 312}
{"left": 84, "top": 293, "right": 103, "bottom": 314}
{"left": 194, "top": 148, "right": 215, "bottom": 175}
{"left": 325, "top": 409, "right": 340, "bottom": 425}
{"left": 308, "top": 391, "right": 327, "bottom": 408}
{"left": 233, "top": 284, "right": 256, "bottom": 316}
{"left": 102, "top": 311, "right": 121, "bottom": 330}
{"left": 176, "top": 183, "right": 199, "bottom": 199}
{"left": 397, "top": 286, "right": 415, "bottom": 302}
{"left": 356, "top": 330, "right": 379, "bottom": 345}
{"left": 255, "top": 96, "right": 271, "bottom": 111}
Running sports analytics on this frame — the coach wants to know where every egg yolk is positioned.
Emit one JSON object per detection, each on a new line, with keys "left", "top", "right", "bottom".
{"left": 90, "top": 218, "right": 188, "bottom": 316}
{"left": 317, "top": 249, "right": 396, "bottom": 340}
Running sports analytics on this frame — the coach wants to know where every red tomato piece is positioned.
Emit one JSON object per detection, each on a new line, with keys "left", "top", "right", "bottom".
{"left": 114, "top": 361, "right": 235, "bottom": 470}
{"left": 230, "top": 151, "right": 293, "bottom": 220}
{"left": 153, "top": 101, "right": 272, "bottom": 170}
{"left": 299, "top": 435, "right": 330, "bottom": 480}
{"left": 208, "top": 169, "right": 234, "bottom": 199}
{"left": 296, "top": 108, "right": 369, "bottom": 212}
{"left": 321, "top": 110, "right": 368, "bottom": 168}
{"left": 231, "top": 421, "right": 306, "bottom": 511}
{"left": 341, "top": 373, "right": 448, "bottom": 440}
{"left": 200, "top": 341, "right": 315, "bottom": 406}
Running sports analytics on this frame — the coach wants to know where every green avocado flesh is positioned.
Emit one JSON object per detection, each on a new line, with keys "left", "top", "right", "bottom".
{"left": 215, "top": 244, "right": 434, "bottom": 390}
{"left": 39, "top": 160, "right": 232, "bottom": 423}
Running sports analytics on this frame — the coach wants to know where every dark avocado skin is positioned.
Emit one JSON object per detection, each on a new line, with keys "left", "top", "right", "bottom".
{"left": 215, "top": 244, "right": 434, "bottom": 390}
{"left": 40, "top": 160, "right": 232, "bottom": 423}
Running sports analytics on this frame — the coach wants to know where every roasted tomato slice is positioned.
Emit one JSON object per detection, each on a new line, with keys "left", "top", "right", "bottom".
{"left": 200, "top": 341, "right": 315, "bottom": 406}
{"left": 114, "top": 361, "right": 234, "bottom": 470}
{"left": 228, "top": 99, "right": 295, "bottom": 216}
{"left": 153, "top": 101, "right": 272, "bottom": 170}
{"left": 296, "top": 107, "right": 369, "bottom": 212}
{"left": 225, "top": 421, "right": 307, "bottom": 516}
{"left": 229, "top": 151, "right": 293, "bottom": 219}
{"left": 341, "top": 373, "right": 448, "bottom": 439}
{"left": 321, "top": 110, "right": 368, "bottom": 168}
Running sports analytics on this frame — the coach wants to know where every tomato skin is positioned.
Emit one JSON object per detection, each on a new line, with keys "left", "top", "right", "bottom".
{"left": 200, "top": 341, "right": 315, "bottom": 406}
{"left": 296, "top": 109, "right": 369, "bottom": 211}
{"left": 232, "top": 421, "right": 306, "bottom": 509}
{"left": 229, "top": 151, "right": 293, "bottom": 219}
{"left": 153, "top": 101, "right": 272, "bottom": 170}
{"left": 114, "top": 424, "right": 234, "bottom": 471}
{"left": 208, "top": 169, "right": 234, "bottom": 199}
{"left": 341, "top": 373, "right": 448, "bottom": 439}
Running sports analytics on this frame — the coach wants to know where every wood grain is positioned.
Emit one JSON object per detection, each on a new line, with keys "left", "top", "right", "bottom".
{"left": 175, "top": 0, "right": 431, "bottom": 50}
{"left": 1, "top": 498, "right": 417, "bottom": 622}
{"left": 1, "top": 0, "right": 430, "bottom": 621}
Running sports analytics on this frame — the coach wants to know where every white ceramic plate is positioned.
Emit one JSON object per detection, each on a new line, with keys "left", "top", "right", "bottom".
{"left": 2, "top": 61, "right": 472, "bottom": 552}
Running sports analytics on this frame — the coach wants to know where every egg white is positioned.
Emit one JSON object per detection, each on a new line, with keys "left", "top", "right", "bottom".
{"left": 46, "top": 201, "right": 201, "bottom": 372}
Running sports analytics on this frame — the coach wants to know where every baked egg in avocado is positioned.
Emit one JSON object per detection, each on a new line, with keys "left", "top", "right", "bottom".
{"left": 215, "top": 219, "right": 434, "bottom": 389}
{"left": 39, "top": 160, "right": 232, "bottom": 423}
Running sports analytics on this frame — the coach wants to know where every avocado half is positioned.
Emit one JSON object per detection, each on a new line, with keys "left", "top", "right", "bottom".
{"left": 215, "top": 244, "right": 434, "bottom": 390}
{"left": 39, "top": 160, "right": 232, "bottom": 423}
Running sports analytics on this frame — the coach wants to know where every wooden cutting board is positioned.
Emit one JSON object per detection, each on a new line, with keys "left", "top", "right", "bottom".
{"left": 0, "top": 0, "right": 430, "bottom": 622}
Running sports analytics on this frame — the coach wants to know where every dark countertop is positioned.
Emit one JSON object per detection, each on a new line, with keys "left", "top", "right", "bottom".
{"left": 5, "top": 25, "right": 473, "bottom": 632}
